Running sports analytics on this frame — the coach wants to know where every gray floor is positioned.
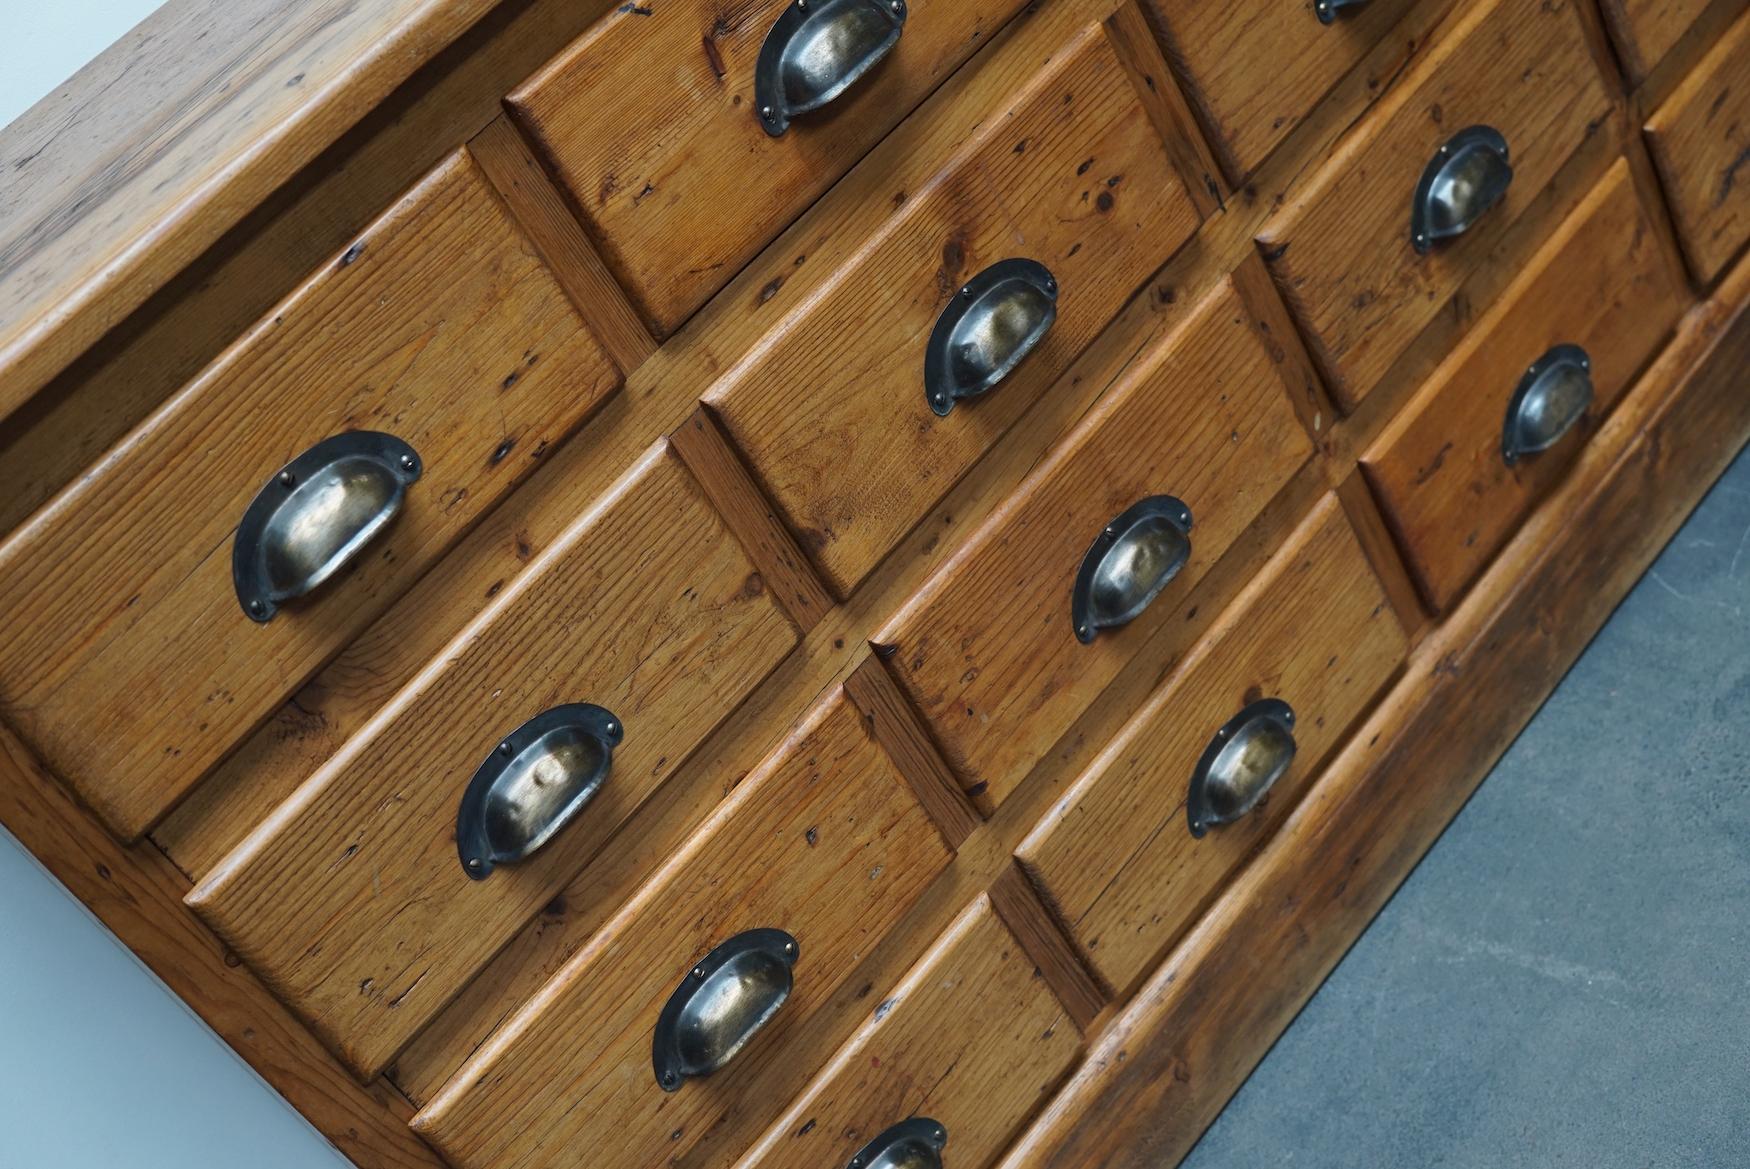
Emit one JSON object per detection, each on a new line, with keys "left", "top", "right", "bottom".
{"left": 1183, "top": 443, "right": 1750, "bottom": 1167}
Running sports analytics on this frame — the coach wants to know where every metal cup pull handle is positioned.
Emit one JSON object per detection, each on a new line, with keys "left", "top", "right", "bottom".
{"left": 926, "top": 258, "right": 1060, "bottom": 417}
{"left": 1187, "top": 699, "right": 1297, "bottom": 838}
{"left": 1411, "top": 125, "right": 1513, "bottom": 254}
{"left": 456, "top": 704, "right": 622, "bottom": 879}
{"left": 756, "top": 0, "right": 908, "bottom": 136}
{"left": 654, "top": 928, "right": 799, "bottom": 1091}
{"left": 1315, "top": 0, "right": 1369, "bottom": 23}
{"left": 1502, "top": 344, "right": 1593, "bottom": 465}
{"left": 233, "top": 431, "right": 421, "bottom": 622}
{"left": 847, "top": 1118, "right": 950, "bottom": 1169}
{"left": 1072, "top": 496, "right": 1194, "bottom": 644}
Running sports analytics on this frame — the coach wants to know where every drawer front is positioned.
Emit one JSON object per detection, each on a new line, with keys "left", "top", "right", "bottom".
{"left": 1363, "top": 159, "right": 1685, "bottom": 611}
{"left": 1143, "top": 0, "right": 1426, "bottom": 180}
{"left": 1646, "top": 8, "right": 1750, "bottom": 283}
{"left": 1017, "top": 495, "right": 1406, "bottom": 993}
{"left": 706, "top": 19, "right": 1203, "bottom": 599}
{"left": 187, "top": 445, "right": 798, "bottom": 1078}
{"left": 878, "top": 269, "right": 1314, "bottom": 815}
{"left": 1599, "top": 0, "right": 1713, "bottom": 81}
{"left": 509, "top": 0, "right": 1031, "bottom": 335}
{"left": 0, "top": 151, "right": 621, "bottom": 841}
{"left": 1257, "top": 0, "right": 1614, "bottom": 411}
{"left": 412, "top": 691, "right": 955, "bottom": 1169}
{"left": 733, "top": 895, "right": 1081, "bottom": 1169}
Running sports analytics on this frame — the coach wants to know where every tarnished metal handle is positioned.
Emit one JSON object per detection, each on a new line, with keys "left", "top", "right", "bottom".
{"left": 756, "top": 0, "right": 908, "bottom": 136}
{"left": 233, "top": 431, "right": 421, "bottom": 623}
{"left": 1072, "top": 496, "right": 1194, "bottom": 644}
{"left": 1187, "top": 699, "right": 1297, "bottom": 838}
{"left": 1503, "top": 344, "right": 1593, "bottom": 465}
{"left": 1315, "top": 0, "right": 1369, "bottom": 23}
{"left": 847, "top": 1118, "right": 949, "bottom": 1169}
{"left": 456, "top": 704, "right": 622, "bottom": 879}
{"left": 1411, "top": 125, "right": 1513, "bottom": 254}
{"left": 653, "top": 928, "right": 799, "bottom": 1091}
{"left": 925, "top": 258, "right": 1059, "bottom": 417}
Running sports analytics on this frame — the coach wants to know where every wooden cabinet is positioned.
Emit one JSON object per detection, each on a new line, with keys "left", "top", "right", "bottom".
{"left": 0, "top": 0, "right": 1742, "bottom": 1166}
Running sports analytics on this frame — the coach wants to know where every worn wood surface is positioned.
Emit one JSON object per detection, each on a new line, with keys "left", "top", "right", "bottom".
{"left": 0, "top": 722, "right": 447, "bottom": 1169}
{"left": 1365, "top": 158, "right": 1686, "bottom": 611}
{"left": 186, "top": 446, "right": 796, "bottom": 1079}
{"left": 706, "top": 19, "right": 1200, "bottom": 598}
{"left": 0, "top": 151, "right": 619, "bottom": 841}
{"left": 1599, "top": 0, "right": 1716, "bottom": 81}
{"left": 986, "top": 861, "right": 1109, "bottom": 1034}
{"left": 1645, "top": 7, "right": 1750, "bottom": 282}
{"left": 413, "top": 692, "right": 954, "bottom": 1169}
{"left": 1017, "top": 495, "right": 1407, "bottom": 995}
{"left": 508, "top": 0, "right": 1035, "bottom": 336}
{"left": 878, "top": 271, "right": 1313, "bottom": 814}
{"left": 1258, "top": 0, "right": 1615, "bottom": 410}
{"left": 844, "top": 656, "right": 983, "bottom": 851}
{"left": 996, "top": 249, "right": 1750, "bottom": 1169}
{"left": 0, "top": 0, "right": 624, "bottom": 539}
{"left": 1140, "top": 0, "right": 1430, "bottom": 183}
{"left": 0, "top": 0, "right": 520, "bottom": 422}
{"left": 731, "top": 895, "right": 1082, "bottom": 1169}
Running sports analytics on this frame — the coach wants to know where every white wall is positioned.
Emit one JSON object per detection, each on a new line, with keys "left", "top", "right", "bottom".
{"left": 0, "top": 7, "right": 356, "bottom": 1168}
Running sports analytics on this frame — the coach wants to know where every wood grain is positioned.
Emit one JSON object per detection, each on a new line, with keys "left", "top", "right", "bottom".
{"left": 1257, "top": 0, "right": 1615, "bottom": 410}
{"left": 412, "top": 692, "right": 954, "bottom": 1169}
{"left": 731, "top": 895, "right": 1082, "bottom": 1169}
{"left": 0, "top": 150, "right": 619, "bottom": 841}
{"left": 186, "top": 445, "right": 797, "bottom": 1079}
{"left": 1364, "top": 158, "right": 1686, "bottom": 611}
{"left": 1016, "top": 495, "right": 1407, "bottom": 995}
{"left": 1645, "top": 7, "right": 1750, "bottom": 282}
{"left": 1140, "top": 0, "right": 1430, "bottom": 183}
{"left": 996, "top": 248, "right": 1750, "bottom": 1169}
{"left": 508, "top": 0, "right": 1034, "bottom": 335}
{"left": 987, "top": 862, "right": 1109, "bottom": 1035}
{"left": 877, "top": 270, "right": 1313, "bottom": 814}
{"left": 705, "top": 19, "right": 1202, "bottom": 598}
{"left": 0, "top": 723, "right": 447, "bottom": 1169}
{"left": 466, "top": 114, "right": 657, "bottom": 374}
{"left": 0, "top": 0, "right": 514, "bottom": 422}
{"left": 669, "top": 407, "right": 836, "bottom": 634}
{"left": 844, "top": 656, "right": 982, "bottom": 851}
{"left": 1598, "top": 0, "right": 1717, "bottom": 81}
{"left": 0, "top": 0, "right": 624, "bottom": 539}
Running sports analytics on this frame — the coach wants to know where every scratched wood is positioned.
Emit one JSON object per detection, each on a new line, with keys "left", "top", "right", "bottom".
{"left": 0, "top": 150, "right": 620, "bottom": 841}
{"left": 1257, "top": 0, "right": 1615, "bottom": 410}
{"left": 185, "top": 445, "right": 797, "bottom": 1079}
{"left": 412, "top": 691, "right": 955, "bottom": 1169}
{"left": 1139, "top": 0, "right": 1433, "bottom": 182}
{"left": 1016, "top": 495, "right": 1407, "bottom": 995}
{"left": 1644, "top": 7, "right": 1750, "bottom": 282}
{"left": 1364, "top": 159, "right": 1687, "bottom": 611}
{"left": 731, "top": 896, "right": 1082, "bottom": 1169}
{"left": 877, "top": 268, "right": 1313, "bottom": 815}
{"left": 705, "top": 20, "right": 1201, "bottom": 599}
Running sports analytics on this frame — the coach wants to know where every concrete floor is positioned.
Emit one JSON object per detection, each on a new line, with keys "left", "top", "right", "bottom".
{"left": 1181, "top": 443, "right": 1750, "bottom": 1168}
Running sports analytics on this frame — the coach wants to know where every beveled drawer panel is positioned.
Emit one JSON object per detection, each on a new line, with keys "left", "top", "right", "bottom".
{"left": 412, "top": 691, "right": 954, "bottom": 1169}
{"left": 0, "top": 150, "right": 621, "bottom": 842}
{"left": 1363, "top": 159, "right": 1685, "bottom": 611}
{"left": 509, "top": 0, "right": 1031, "bottom": 336}
{"left": 187, "top": 445, "right": 798, "bottom": 1079}
{"left": 1599, "top": 0, "right": 1715, "bottom": 82}
{"left": 876, "top": 268, "right": 1314, "bottom": 816}
{"left": 706, "top": 18, "right": 1203, "bottom": 599}
{"left": 1256, "top": 0, "right": 1614, "bottom": 411}
{"left": 1016, "top": 495, "right": 1406, "bottom": 993}
{"left": 1646, "top": 7, "right": 1750, "bottom": 283}
{"left": 733, "top": 894, "right": 1081, "bottom": 1169}
{"left": 1142, "top": 0, "right": 1426, "bottom": 181}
